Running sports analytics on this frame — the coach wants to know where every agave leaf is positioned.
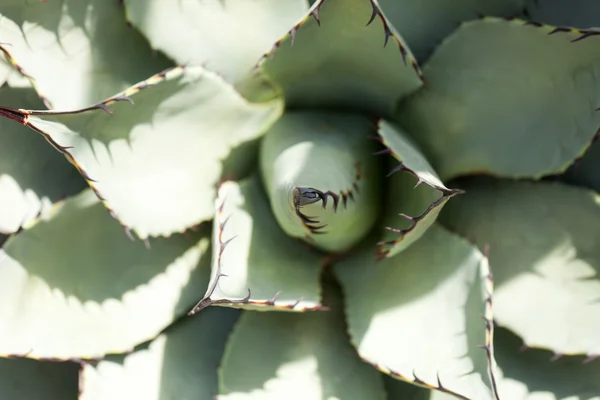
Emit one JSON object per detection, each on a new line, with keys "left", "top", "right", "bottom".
{"left": 188, "top": 176, "right": 323, "bottom": 315}
{"left": 564, "top": 138, "right": 600, "bottom": 193}
{"left": 0, "top": 189, "right": 211, "bottom": 359}
{"left": 526, "top": 0, "right": 600, "bottom": 28}
{"left": 0, "top": 0, "right": 172, "bottom": 109}
{"left": 0, "top": 358, "right": 79, "bottom": 399}
{"left": 240, "top": 0, "right": 422, "bottom": 115}
{"left": 396, "top": 18, "right": 600, "bottom": 180}
{"left": 440, "top": 179, "right": 600, "bottom": 356}
{"left": 0, "top": 66, "right": 283, "bottom": 239}
{"left": 80, "top": 307, "right": 240, "bottom": 400}
{"left": 123, "top": 0, "right": 308, "bottom": 83}
{"left": 494, "top": 328, "right": 600, "bottom": 400}
{"left": 259, "top": 112, "right": 382, "bottom": 253}
{"left": 375, "top": 120, "right": 461, "bottom": 258}
{"left": 335, "top": 224, "right": 496, "bottom": 400}
{"left": 218, "top": 289, "right": 386, "bottom": 400}
{"left": 0, "top": 87, "right": 85, "bottom": 234}
{"left": 377, "top": 0, "right": 525, "bottom": 61}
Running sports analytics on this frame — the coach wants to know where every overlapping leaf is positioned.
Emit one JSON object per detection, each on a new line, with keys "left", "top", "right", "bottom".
{"left": 0, "top": 0, "right": 172, "bottom": 108}
{"left": 190, "top": 177, "right": 323, "bottom": 314}
{"left": 0, "top": 189, "right": 211, "bottom": 359}
{"left": 494, "top": 328, "right": 600, "bottom": 399}
{"left": 397, "top": 18, "right": 600, "bottom": 180}
{"left": 0, "top": 86, "right": 85, "bottom": 234}
{"left": 241, "top": 0, "right": 422, "bottom": 115}
{"left": 441, "top": 179, "right": 600, "bottom": 356}
{"left": 123, "top": 0, "right": 308, "bottom": 82}
{"left": 260, "top": 112, "right": 382, "bottom": 253}
{"left": 375, "top": 120, "right": 460, "bottom": 258}
{"left": 80, "top": 307, "right": 240, "bottom": 400}
{"left": 219, "top": 289, "right": 386, "bottom": 400}
{"left": 0, "top": 66, "right": 283, "bottom": 239}
{"left": 335, "top": 224, "right": 496, "bottom": 399}
{"left": 525, "top": 0, "right": 600, "bottom": 28}
{"left": 378, "top": 0, "right": 526, "bottom": 61}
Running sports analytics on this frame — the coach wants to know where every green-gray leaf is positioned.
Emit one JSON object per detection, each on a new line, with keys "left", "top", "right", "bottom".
{"left": 191, "top": 176, "right": 323, "bottom": 314}
{"left": 0, "top": 0, "right": 172, "bottom": 108}
{"left": 336, "top": 224, "right": 495, "bottom": 400}
{"left": 123, "top": 0, "right": 308, "bottom": 83}
{"left": 0, "top": 86, "right": 85, "bottom": 234}
{"left": 0, "top": 358, "right": 79, "bottom": 399}
{"left": 0, "top": 189, "right": 211, "bottom": 359}
{"left": 440, "top": 178, "right": 600, "bottom": 356}
{"left": 219, "top": 300, "right": 387, "bottom": 399}
{"left": 0, "top": 66, "right": 283, "bottom": 239}
{"left": 259, "top": 112, "right": 382, "bottom": 253}
{"left": 80, "top": 307, "right": 240, "bottom": 400}
{"left": 495, "top": 328, "right": 600, "bottom": 400}
{"left": 396, "top": 18, "right": 600, "bottom": 180}
{"left": 241, "top": 0, "right": 422, "bottom": 116}
{"left": 525, "top": 0, "right": 600, "bottom": 28}
{"left": 378, "top": 0, "right": 526, "bottom": 62}
{"left": 375, "top": 120, "right": 459, "bottom": 258}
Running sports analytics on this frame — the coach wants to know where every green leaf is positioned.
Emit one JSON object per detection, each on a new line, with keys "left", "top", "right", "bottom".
{"left": 80, "top": 307, "right": 240, "bottom": 400}
{"left": 494, "top": 327, "right": 600, "bottom": 399}
{"left": 0, "top": 0, "right": 173, "bottom": 109}
{"left": 189, "top": 176, "right": 324, "bottom": 314}
{"left": 259, "top": 112, "right": 382, "bottom": 253}
{"left": 0, "top": 66, "right": 283, "bottom": 239}
{"left": 440, "top": 179, "right": 600, "bottom": 356}
{"left": 242, "top": 0, "right": 423, "bottom": 116}
{"left": 396, "top": 18, "right": 600, "bottom": 180}
{"left": 123, "top": 0, "right": 308, "bottom": 83}
{"left": 375, "top": 120, "right": 460, "bottom": 258}
{"left": 0, "top": 87, "right": 85, "bottom": 234}
{"left": 377, "top": 0, "right": 526, "bottom": 62}
{"left": 564, "top": 138, "right": 600, "bottom": 193}
{"left": 0, "top": 358, "right": 79, "bottom": 399}
{"left": 0, "top": 189, "right": 211, "bottom": 359}
{"left": 218, "top": 293, "right": 387, "bottom": 399}
{"left": 526, "top": 0, "right": 600, "bottom": 28}
{"left": 335, "top": 224, "right": 496, "bottom": 400}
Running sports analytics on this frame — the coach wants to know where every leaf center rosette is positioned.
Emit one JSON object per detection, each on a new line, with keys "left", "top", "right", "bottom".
{"left": 260, "top": 112, "right": 382, "bottom": 253}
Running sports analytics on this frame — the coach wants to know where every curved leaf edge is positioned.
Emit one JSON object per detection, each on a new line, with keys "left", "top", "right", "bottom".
{"left": 252, "top": 0, "right": 423, "bottom": 80}
{"left": 333, "top": 234, "right": 500, "bottom": 400}
{"left": 0, "top": 44, "right": 52, "bottom": 108}
{"left": 442, "top": 203, "right": 600, "bottom": 362}
{"left": 0, "top": 65, "right": 278, "bottom": 241}
{"left": 188, "top": 179, "right": 328, "bottom": 316}
{"left": 372, "top": 126, "right": 463, "bottom": 259}
{"left": 0, "top": 192, "right": 211, "bottom": 362}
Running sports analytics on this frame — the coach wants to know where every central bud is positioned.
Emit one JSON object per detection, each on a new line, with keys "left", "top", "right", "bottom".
{"left": 260, "top": 111, "right": 381, "bottom": 252}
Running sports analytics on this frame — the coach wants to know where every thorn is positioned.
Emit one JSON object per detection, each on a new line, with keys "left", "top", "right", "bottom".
{"left": 311, "top": 9, "right": 320, "bottom": 26}
{"left": 366, "top": 1, "right": 379, "bottom": 26}
{"left": 550, "top": 353, "right": 563, "bottom": 362}
{"left": 398, "top": 213, "right": 414, "bottom": 221}
{"left": 372, "top": 148, "right": 392, "bottom": 156}
{"left": 383, "top": 26, "right": 392, "bottom": 47}
{"left": 386, "top": 163, "right": 405, "bottom": 177}
{"left": 290, "top": 27, "right": 297, "bottom": 45}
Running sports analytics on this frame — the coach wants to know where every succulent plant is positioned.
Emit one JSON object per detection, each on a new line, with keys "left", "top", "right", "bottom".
{"left": 1, "top": 0, "right": 600, "bottom": 399}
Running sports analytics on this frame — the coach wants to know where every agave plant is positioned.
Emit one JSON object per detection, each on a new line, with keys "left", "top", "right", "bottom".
{"left": 1, "top": 0, "right": 600, "bottom": 398}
